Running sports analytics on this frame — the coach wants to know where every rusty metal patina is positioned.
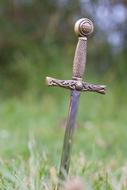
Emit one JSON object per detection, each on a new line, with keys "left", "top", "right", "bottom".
{"left": 46, "top": 18, "right": 106, "bottom": 188}
{"left": 46, "top": 77, "right": 106, "bottom": 94}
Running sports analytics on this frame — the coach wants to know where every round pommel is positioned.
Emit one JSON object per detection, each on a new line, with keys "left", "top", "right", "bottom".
{"left": 74, "top": 18, "right": 94, "bottom": 37}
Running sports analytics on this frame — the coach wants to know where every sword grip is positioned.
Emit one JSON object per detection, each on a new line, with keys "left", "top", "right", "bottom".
{"left": 73, "top": 18, "right": 94, "bottom": 79}
{"left": 73, "top": 37, "right": 87, "bottom": 79}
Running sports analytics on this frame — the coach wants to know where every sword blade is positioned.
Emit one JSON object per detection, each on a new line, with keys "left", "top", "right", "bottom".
{"left": 59, "top": 90, "right": 80, "bottom": 180}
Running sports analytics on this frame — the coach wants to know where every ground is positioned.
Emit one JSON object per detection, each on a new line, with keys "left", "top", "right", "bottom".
{"left": 0, "top": 80, "right": 127, "bottom": 190}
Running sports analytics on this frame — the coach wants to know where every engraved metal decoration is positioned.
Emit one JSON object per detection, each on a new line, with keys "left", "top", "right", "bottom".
{"left": 46, "top": 18, "right": 106, "bottom": 187}
{"left": 46, "top": 77, "right": 106, "bottom": 94}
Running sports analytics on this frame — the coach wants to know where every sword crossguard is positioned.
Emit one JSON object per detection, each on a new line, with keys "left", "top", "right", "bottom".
{"left": 46, "top": 77, "right": 106, "bottom": 94}
{"left": 46, "top": 18, "right": 106, "bottom": 95}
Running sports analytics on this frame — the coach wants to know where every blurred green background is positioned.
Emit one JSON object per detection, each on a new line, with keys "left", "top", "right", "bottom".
{"left": 0, "top": 0, "right": 127, "bottom": 166}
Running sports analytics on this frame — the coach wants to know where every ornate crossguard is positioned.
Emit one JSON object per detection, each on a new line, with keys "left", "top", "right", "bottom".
{"left": 46, "top": 18, "right": 106, "bottom": 188}
{"left": 46, "top": 18, "right": 106, "bottom": 94}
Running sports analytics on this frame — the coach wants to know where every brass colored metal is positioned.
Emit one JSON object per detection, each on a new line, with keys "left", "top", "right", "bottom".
{"left": 45, "top": 18, "right": 106, "bottom": 188}
{"left": 74, "top": 18, "right": 94, "bottom": 37}
{"left": 72, "top": 37, "right": 87, "bottom": 78}
{"left": 46, "top": 77, "right": 106, "bottom": 94}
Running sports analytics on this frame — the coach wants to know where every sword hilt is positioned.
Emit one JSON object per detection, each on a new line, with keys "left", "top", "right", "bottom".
{"left": 73, "top": 18, "right": 94, "bottom": 79}
{"left": 46, "top": 18, "right": 106, "bottom": 94}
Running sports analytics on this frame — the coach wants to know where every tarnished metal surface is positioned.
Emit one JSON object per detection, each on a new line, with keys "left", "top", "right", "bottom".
{"left": 59, "top": 90, "right": 80, "bottom": 179}
{"left": 45, "top": 18, "right": 106, "bottom": 188}
{"left": 46, "top": 77, "right": 106, "bottom": 94}
{"left": 74, "top": 18, "right": 94, "bottom": 37}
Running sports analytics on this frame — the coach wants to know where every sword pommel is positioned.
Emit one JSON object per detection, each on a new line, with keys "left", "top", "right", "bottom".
{"left": 74, "top": 18, "right": 94, "bottom": 37}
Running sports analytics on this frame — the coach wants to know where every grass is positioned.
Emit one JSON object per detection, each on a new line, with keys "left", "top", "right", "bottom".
{"left": 0, "top": 78, "right": 127, "bottom": 189}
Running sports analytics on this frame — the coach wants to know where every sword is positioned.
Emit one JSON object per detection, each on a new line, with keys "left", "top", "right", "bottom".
{"left": 46, "top": 18, "right": 106, "bottom": 185}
